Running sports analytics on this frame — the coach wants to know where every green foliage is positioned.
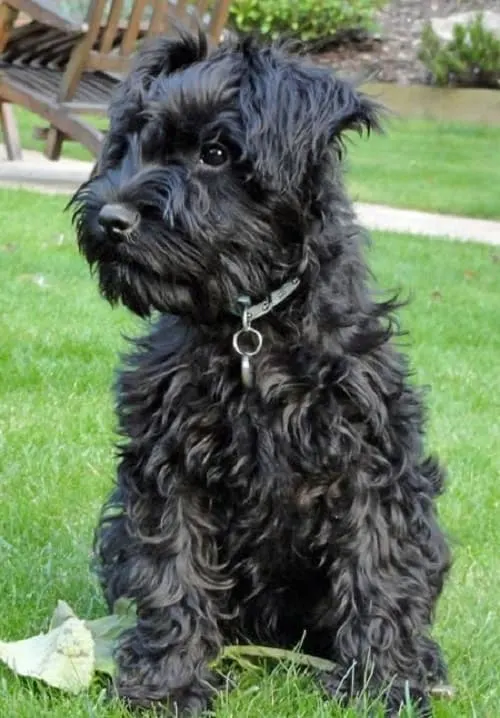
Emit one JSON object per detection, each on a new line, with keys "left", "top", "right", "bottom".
{"left": 419, "top": 13, "right": 500, "bottom": 89}
{"left": 229, "top": 0, "right": 386, "bottom": 43}
{"left": 59, "top": 0, "right": 385, "bottom": 44}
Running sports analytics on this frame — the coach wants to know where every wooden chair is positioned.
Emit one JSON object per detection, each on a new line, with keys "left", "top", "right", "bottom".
{"left": 0, "top": 0, "right": 232, "bottom": 160}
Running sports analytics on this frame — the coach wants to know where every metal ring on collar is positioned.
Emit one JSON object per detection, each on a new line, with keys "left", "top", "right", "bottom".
{"left": 232, "top": 328, "right": 263, "bottom": 357}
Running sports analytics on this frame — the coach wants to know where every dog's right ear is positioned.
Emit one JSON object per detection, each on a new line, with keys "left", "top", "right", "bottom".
{"left": 99, "top": 31, "right": 207, "bottom": 169}
{"left": 125, "top": 29, "right": 208, "bottom": 91}
{"left": 109, "top": 31, "right": 207, "bottom": 128}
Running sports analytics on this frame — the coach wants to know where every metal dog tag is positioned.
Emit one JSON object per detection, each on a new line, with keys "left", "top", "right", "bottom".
{"left": 240, "top": 354, "right": 252, "bottom": 388}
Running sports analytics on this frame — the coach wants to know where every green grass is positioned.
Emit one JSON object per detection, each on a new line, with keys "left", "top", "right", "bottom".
{"left": 10, "top": 107, "right": 500, "bottom": 219}
{"left": 347, "top": 117, "right": 500, "bottom": 220}
{"left": 1, "top": 189, "right": 499, "bottom": 717}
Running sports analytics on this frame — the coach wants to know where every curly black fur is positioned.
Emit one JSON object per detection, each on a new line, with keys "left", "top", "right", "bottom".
{"left": 71, "top": 30, "right": 451, "bottom": 717}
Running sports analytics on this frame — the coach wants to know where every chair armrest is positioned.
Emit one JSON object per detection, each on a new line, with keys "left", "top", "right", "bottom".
{"left": 3, "top": 0, "right": 85, "bottom": 33}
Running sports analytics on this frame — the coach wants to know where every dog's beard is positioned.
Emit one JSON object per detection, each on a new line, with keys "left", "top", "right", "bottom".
{"left": 71, "top": 167, "right": 224, "bottom": 318}
{"left": 71, "top": 169, "right": 300, "bottom": 321}
{"left": 73, "top": 214, "right": 215, "bottom": 320}
{"left": 96, "top": 260, "right": 200, "bottom": 317}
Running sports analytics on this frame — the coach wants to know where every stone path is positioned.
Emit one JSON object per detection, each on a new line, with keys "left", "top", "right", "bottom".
{"left": 1, "top": 147, "right": 499, "bottom": 245}
{"left": 355, "top": 203, "right": 500, "bottom": 246}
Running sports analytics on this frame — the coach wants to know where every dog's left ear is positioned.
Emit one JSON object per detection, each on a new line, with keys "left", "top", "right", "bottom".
{"left": 321, "top": 74, "right": 382, "bottom": 144}
{"left": 293, "top": 64, "right": 383, "bottom": 172}
{"left": 240, "top": 47, "right": 382, "bottom": 191}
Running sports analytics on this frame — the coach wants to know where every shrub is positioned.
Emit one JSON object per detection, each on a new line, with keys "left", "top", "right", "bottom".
{"left": 419, "top": 13, "right": 500, "bottom": 89}
{"left": 228, "top": 0, "right": 387, "bottom": 44}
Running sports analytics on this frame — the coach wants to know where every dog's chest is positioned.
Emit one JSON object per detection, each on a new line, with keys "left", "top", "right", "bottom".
{"left": 177, "top": 361, "right": 352, "bottom": 556}
{"left": 121, "top": 337, "right": 363, "bottom": 559}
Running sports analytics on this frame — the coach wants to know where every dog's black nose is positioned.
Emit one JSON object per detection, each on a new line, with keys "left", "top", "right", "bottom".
{"left": 98, "top": 203, "right": 139, "bottom": 237}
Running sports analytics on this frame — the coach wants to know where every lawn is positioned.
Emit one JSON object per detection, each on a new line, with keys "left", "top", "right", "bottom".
{"left": 347, "top": 117, "right": 500, "bottom": 221}
{"left": 10, "top": 107, "right": 500, "bottom": 220}
{"left": 1, "top": 190, "right": 499, "bottom": 717}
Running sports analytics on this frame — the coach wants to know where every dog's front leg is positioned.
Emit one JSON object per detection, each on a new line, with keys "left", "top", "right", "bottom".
{"left": 320, "top": 575, "right": 433, "bottom": 716}
{"left": 109, "top": 485, "right": 224, "bottom": 716}
{"left": 318, "top": 496, "right": 448, "bottom": 717}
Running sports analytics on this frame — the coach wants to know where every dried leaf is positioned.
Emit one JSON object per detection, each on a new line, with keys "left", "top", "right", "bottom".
{"left": 463, "top": 270, "right": 478, "bottom": 280}
{"left": 0, "top": 616, "right": 94, "bottom": 693}
{"left": 86, "top": 598, "right": 136, "bottom": 677}
{"left": 50, "top": 600, "right": 78, "bottom": 630}
{"left": 215, "top": 644, "right": 337, "bottom": 672}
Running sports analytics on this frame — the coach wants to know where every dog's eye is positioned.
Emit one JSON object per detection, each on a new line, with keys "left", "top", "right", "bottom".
{"left": 199, "top": 143, "right": 228, "bottom": 168}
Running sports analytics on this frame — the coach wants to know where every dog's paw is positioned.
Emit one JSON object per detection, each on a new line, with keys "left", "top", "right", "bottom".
{"left": 170, "top": 689, "right": 211, "bottom": 717}
{"left": 111, "top": 658, "right": 213, "bottom": 716}
{"left": 115, "top": 684, "right": 211, "bottom": 717}
{"left": 422, "top": 640, "right": 448, "bottom": 686}
{"left": 319, "top": 668, "right": 433, "bottom": 717}
{"left": 384, "top": 686, "right": 432, "bottom": 717}
{"left": 317, "top": 665, "right": 357, "bottom": 706}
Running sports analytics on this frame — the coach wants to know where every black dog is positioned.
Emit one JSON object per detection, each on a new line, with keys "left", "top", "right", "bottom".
{"left": 71, "top": 31, "right": 451, "bottom": 717}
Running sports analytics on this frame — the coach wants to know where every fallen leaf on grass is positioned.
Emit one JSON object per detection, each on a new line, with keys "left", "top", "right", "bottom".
{"left": 431, "top": 290, "right": 443, "bottom": 301}
{"left": 0, "top": 599, "right": 455, "bottom": 703}
{"left": 0, "top": 599, "right": 136, "bottom": 691}
{"left": 49, "top": 600, "right": 77, "bottom": 629}
{"left": 216, "top": 644, "right": 337, "bottom": 673}
{"left": 0, "top": 243, "right": 17, "bottom": 252}
{"left": 0, "top": 602, "right": 94, "bottom": 693}
{"left": 85, "top": 598, "right": 137, "bottom": 677}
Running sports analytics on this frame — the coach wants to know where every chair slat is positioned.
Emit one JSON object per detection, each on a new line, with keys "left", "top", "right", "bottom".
{"left": 208, "top": 0, "right": 231, "bottom": 42}
{"left": 84, "top": 0, "right": 108, "bottom": 42}
{"left": 0, "top": 100, "right": 22, "bottom": 158}
{"left": 120, "top": 0, "right": 148, "bottom": 55}
{"left": 87, "top": 50, "right": 131, "bottom": 75}
{"left": 0, "top": 0, "right": 233, "bottom": 162}
{"left": 60, "top": 100, "right": 111, "bottom": 114}
{"left": 147, "top": 0, "right": 164, "bottom": 38}
{"left": 0, "top": 3, "right": 19, "bottom": 53}
{"left": 176, "top": 0, "right": 189, "bottom": 24}
{"left": 100, "top": 0, "right": 123, "bottom": 53}
{"left": 196, "top": 0, "right": 210, "bottom": 23}
{"left": 3, "top": 25, "right": 53, "bottom": 61}
{"left": 18, "top": 27, "right": 64, "bottom": 62}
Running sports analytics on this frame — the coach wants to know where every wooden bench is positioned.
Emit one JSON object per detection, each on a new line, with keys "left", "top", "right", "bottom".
{"left": 0, "top": 0, "right": 232, "bottom": 160}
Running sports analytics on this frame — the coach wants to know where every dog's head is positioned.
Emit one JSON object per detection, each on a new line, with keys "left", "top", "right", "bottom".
{"left": 71, "top": 31, "right": 379, "bottom": 320}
